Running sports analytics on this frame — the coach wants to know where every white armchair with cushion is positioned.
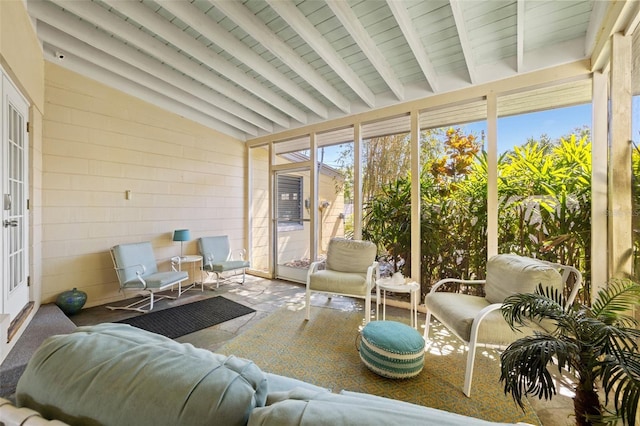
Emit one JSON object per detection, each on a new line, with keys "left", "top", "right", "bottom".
{"left": 305, "top": 238, "right": 378, "bottom": 324}
{"left": 424, "top": 253, "right": 582, "bottom": 397}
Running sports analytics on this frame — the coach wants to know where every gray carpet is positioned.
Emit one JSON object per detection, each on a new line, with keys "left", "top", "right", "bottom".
{"left": 0, "top": 304, "right": 76, "bottom": 398}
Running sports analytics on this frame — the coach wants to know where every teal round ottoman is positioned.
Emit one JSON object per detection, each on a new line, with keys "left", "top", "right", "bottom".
{"left": 359, "top": 321, "right": 425, "bottom": 379}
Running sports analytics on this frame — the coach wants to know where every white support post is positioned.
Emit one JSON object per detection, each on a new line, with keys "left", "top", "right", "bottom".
{"left": 486, "top": 92, "right": 498, "bottom": 259}
{"left": 310, "top": 132, "right": 318, "bottom": 262}
{"left": 354, "top": 123, "right": 363, "bottom": 240}
{"left": 591, "top": 71, "right": 609, "bottom": 295}
{"left": 609, "top": 33, "right": 633, "bottom": 279}
{"left": 410, "top": 111, "right": 421, "bottom": 283}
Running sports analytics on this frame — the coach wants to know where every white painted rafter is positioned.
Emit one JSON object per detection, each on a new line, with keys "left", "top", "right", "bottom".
{"left": 212, "top": 0, "right": 351, "bottom": 114}
{"left": 386, "top": 0, "right": 439, "bottom": 93}
{"left": 43, "top": 0, "right": 290, "bottom": 129}
{"left": 449, "top": 0, "right": 477, "bottom": 84}
{"left": 38, "top": 23, "right": 259, "bottom": 136}
{"left": 265, "top": 0, "right": 376, "bottom": 108}
{"left": 43, "top": 44, "right": 246, "bottom": 140}
{"left": 516, "top": 0, "right": 525, "bottom": 72}
{"left": 585, "top": 0, "right": 610, "bottom": 55}
{"left": 100, "top": 0, "right": 307, "bottom": 124}
{"left": 157, "top": 0, "right": 329, "bottom": 120}
{"left": 326, "top": 0, "right": 404, "bottom": 101}
{"left": 29, "top": 1, "right": 271, "bottom": 133}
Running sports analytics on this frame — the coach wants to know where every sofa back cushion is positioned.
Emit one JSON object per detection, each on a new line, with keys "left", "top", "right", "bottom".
{"left": 16, "top": 323, "right": 267, "bottom": 426}
{"left": 485, "top": 254, "right": 562, "bottom": 304}
{"left": 325, "top": 238, "right": 377, "bottom": 274}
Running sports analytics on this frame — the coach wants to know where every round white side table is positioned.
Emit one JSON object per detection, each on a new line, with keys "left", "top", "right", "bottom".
{"left": 171, "top": 255, "right": 204, "bottom": 295}
{"left": 375, "top": 278, "right": 420, "bottom": 329}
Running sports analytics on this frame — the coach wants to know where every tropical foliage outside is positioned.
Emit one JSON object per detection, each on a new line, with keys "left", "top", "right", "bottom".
{"left": 333, "top": 125, "right": 593, "bottom": 303}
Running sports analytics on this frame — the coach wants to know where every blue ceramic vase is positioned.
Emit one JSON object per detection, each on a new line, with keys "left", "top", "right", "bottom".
{"left": 56, "top": 288, "right": 87, "bottom": 315}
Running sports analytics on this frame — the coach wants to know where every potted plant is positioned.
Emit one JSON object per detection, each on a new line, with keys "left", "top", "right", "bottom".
{"left": 499, "top": 279, "right": 640, "bottom": 426}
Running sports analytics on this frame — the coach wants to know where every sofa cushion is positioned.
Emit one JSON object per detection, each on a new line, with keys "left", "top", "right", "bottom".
{"left": 325, "top": 238, "right": 376, "bottom": 274}
{"left": 248, "top": 388, "right": 521, "bottom": 426}
{"left": 485, "top": 254, "right": 562, "bottom": 305}
{"left": 16, "top": 323, "right": 267, "bottom": 426}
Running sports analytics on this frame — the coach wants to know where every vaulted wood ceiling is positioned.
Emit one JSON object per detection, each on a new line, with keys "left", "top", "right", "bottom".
{"left": 27, "top": 0, "right": 621, "bottom": 141}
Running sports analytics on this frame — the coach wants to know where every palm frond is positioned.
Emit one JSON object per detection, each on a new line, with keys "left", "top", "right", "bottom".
{"left": 600, "top": 325, "right": 640, "bottom": 356}
{"left": 591, "top": 280, "right": 640, "bottom": 324}
{"left": 500, "top": 334, "right": 579, "bottom": 409}
{"left": 501, "top": 284, "right": 565, "bottom": 330}
{"left": 600, "top": 352, "right": 640, "bottom": 425}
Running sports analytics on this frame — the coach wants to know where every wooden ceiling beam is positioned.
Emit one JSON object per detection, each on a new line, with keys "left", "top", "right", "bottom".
{"left": 212, "top": 0, "right": 352, "bottom": 114}
{"left": 158, "top": 0, "right": 329, "bottom": 120}
{"left": 266, "top": 0, "right": 376, "bottom": 108}
{"left": 101, "top": 0, "right": 307, "bottom": 124}
{"left": 386, "top": 0, "right": 439, "bottom": 93}
{"left": 43, "top": 0, "right": 290, "bottom": 129}
{"left": 327, "top": 0, "right": 404, "bottom": 101}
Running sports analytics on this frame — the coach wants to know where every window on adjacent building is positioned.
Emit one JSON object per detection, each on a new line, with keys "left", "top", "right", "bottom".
{"left": 277, "top": 175, "right": 303, "bottom": 230}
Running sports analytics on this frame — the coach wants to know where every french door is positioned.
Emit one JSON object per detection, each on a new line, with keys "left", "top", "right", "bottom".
{"left": 2, "top": 73, "right": 29, "bottom": 322}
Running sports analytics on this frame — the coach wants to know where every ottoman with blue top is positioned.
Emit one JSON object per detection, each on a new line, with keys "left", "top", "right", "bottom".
{"left": 359, "top": 321, "right": 425, "bottom": 379}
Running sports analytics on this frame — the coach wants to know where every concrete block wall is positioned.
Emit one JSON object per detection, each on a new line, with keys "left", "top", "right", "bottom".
{"left": 42, "top": 63, "right": 246, "bottom": 307}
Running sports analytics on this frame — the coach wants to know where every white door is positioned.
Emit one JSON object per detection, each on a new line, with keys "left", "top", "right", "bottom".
{"left": 2, "top": 74, "right": 29, "bottom": 321}
{"left": 274, "top": 169, "right": 311, "bottom": 283}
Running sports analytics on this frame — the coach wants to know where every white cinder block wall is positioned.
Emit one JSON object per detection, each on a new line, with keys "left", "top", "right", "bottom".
{"left": 42, "top": 63, "right": 247, "bottom": 307}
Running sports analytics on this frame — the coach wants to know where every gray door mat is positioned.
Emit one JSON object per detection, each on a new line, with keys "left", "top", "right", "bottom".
{"left": 0, "top": 304, "right": 76, "bottom": 399}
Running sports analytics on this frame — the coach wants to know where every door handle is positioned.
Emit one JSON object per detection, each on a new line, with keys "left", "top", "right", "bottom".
{"left": 3, "top": 219, "right": 18, "bottom": 228}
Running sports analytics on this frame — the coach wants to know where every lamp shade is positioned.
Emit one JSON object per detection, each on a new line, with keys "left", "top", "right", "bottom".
{"left": 172, "top": 229, "right": 191, "bottom": 242}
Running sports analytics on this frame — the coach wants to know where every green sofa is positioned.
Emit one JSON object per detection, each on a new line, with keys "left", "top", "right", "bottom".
{"left": 13, "top": 323, "right": 527, "bottom": 426}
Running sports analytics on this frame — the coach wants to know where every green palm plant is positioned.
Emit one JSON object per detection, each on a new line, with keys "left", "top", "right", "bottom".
{"left": 500, "top": 279, "right": 640, "bottom": 426}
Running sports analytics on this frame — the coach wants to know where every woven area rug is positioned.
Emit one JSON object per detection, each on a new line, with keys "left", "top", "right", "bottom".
{"left": 218, "top": 305, "right": 540, "bottom": 425}
{"left": 117, "top": 296, "right": 255, "bottom": 339}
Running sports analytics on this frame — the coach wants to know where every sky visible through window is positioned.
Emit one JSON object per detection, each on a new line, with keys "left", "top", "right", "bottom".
{"left": 476, "top": 103, "right": 592, "bottom": 154}
{"left": 320, "top": 99, "right": 640, "bottom": 168}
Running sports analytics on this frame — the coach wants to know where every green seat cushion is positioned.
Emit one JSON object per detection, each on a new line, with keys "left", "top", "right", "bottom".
{"left": 425, "top": 292, "right": 546, "bottom": 344}
{"left": 16, "top": 323, "right": 268, "bottom": 426}
{"left": 204, "top": 260, "right": 250, "bottom": 273}
{"left": 359, "top": 321, "right": 424, "bottom": 379}
{"left": 122, "top": 270, "right": 188, "bottom": 289}
{"left": 308, "top": 269, "right": 367, "bottom": 296}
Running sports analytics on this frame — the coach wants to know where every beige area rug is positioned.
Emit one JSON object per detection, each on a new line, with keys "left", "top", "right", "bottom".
{"left": 217, "top": 305, "right": 540, "bottom": 425}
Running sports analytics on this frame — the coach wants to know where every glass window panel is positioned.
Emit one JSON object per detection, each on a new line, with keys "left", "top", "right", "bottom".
{"left": 361, "top": 116, "right": 411, "bottom": 278}
{"left": 249, "top": 145, "right": 270, "bottom": 275}
{"left": 316, "top": 127, "right": 353, "bottom": 257}
{"left": 498, "top": 93, "right": 591, "bottom": 302}
{"left": 419, "top": 104, "right": 488, "bottom": 294}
